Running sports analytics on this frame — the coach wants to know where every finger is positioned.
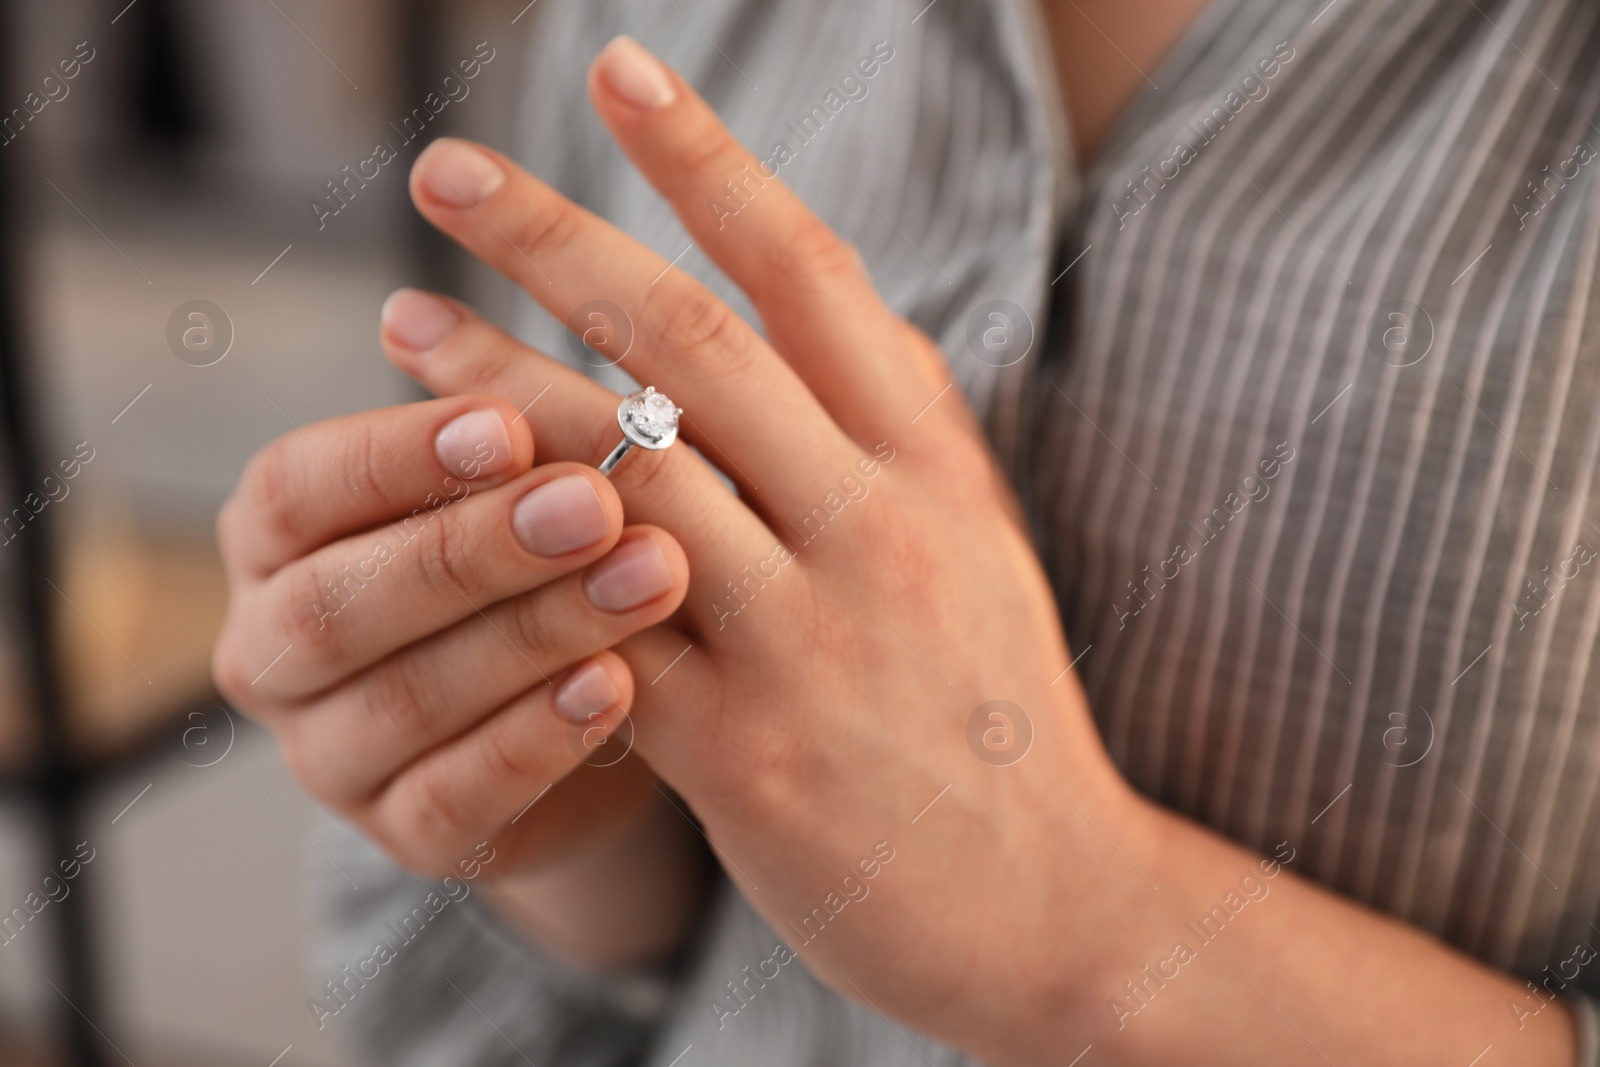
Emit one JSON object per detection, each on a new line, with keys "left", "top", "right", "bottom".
{"left": 406, "top": 137, "right": 860, "bottom": 515}
{"left": 367, "top": 651, "right": 639, "bottom": 871}
{"left": 366, "top": 620, "right": 716, "bottom": 870}
{"left": 228, "top": 462, "right": 624, "bottom": 701}
{"left": 220, "top": 396, "right": 534, "bottom": 581}
{"left": 380, "top": 288, "right": 796, "bottom": 636}
{"left": 280, "top": 527, "right": 690, "bottom": 804}
{"left": 588, "top": 36, "right": 938, "bottom": 441}
{"left": 612, "top": 624, "right": 728, "bottom": 777}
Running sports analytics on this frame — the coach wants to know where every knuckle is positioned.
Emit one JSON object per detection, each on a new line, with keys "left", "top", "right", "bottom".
{"left": 509, "top": 198, "right": 583, "bottom": 264}
{"left": 451, "top": 328, "right": 519, "bottom": 395}
{"left": 504, "top": 593, "right": 557, "bottom": 669}
{"left": 640, "top": 286, "right": 752, "bottom": 377}
{"left": 396, "top": 762, "right": 472, "bottom": 855}
{"left": 346, "top": 418, "right": 394, "bottom": 504}
{"left": 414, "top": 508, "right": 481, "bottom": 603}
{"left": 769, "top": 215, "right": 860, "bottom": 286}
{"left": 362, "top": 655, "right": 435, "bottom": 742}
{"left": 239, "top": 439, "right": 305, "bottom": 556}
{"left": 677, "top": 127, "right": 741, "bottom": 181}
{"left": 477, "top": 708, "right": 543, "bottom": 786}
{"left": 280, "top": 563, "right": 348, "bottom": 666}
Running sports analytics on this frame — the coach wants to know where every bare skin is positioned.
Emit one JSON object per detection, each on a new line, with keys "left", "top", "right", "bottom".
{"left": 1040, "top": 0, "right": 1217, "bottom": 161}
{"left": 215, "top": 20, "right": 1580, "bottom": 1067}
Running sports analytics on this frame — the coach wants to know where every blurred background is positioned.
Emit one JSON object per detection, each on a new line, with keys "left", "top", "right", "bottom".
{"left": 0, "top": 0, "right": 535, "bottom": 1062}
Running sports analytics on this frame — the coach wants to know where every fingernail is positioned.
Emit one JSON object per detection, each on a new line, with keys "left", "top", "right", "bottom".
{"left": 553, "top": 660, "right": 621, "bottom": 724}
{"left": 435, "top": 410, "right": 513, "bottom": 479}
{"left": 596, "top": 36, "right": 677, "bottom": 111}
{"left": 584, "top": 537, "right": 673, "bottom": 613}
{"left": 512, "top": 475, "right": 609, "bottom": 557}
{"left": 417, "top": 139, "right": 505, "bottom": 205}
{"left": 383, "top": 289, "right": 462, "bottom": 351}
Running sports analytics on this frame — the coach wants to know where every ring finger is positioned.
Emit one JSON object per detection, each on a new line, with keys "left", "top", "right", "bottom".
{"left": 382, "top": 290, "right": 793, "bottom": 636}
{"left": 405, "top": 138, "right": 860, "bottom": 518}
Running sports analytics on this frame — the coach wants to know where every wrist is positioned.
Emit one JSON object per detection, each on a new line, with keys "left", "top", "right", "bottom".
{"left": 1051, "top": 787, "right": 1175, "bottom": 1060}
{"left": 954, "top": 772, "right": 1171, "bottom": 1066}
{"left": 993, "top": 795, "right": 1305, "bottom": 1066}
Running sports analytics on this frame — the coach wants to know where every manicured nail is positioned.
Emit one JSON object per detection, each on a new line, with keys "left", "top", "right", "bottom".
{"left": 435, "top": 410, "right": 512, "bottom": 480}
{"left": 584, "top": 536, "right": 673, "bottom": 613}
{"left": 596, "top": 36, "right": 677, "bottom": 111}
{"left": 553, "top": 660, "right": 621, "bottom": 724}
{"left": 383, "top": 289, "right": 462, "bottom": 351}
{"left": 512, "top": 475, "right": 609, "bottom": 557}
{"left": 417, "top": 139, "right": 505, "bottom": 205}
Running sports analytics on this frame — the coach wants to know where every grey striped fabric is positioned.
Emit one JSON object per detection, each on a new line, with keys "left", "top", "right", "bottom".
{"left": 1027, "top": 0, "right": 1600, "bottom": 983}
{"left": 311, "top": 0, "right": 1600, "bottom": 1063}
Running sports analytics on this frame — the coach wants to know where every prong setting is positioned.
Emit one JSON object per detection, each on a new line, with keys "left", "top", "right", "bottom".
{"left": 617, "top": 385, "right": 681, "bottom": 450}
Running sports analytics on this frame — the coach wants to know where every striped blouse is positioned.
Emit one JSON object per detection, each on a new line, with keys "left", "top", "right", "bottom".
{"left": 312, "top": 0, "right": 1600, "bottom": 1062}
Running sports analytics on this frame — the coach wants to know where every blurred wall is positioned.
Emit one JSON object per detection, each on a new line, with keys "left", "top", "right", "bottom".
{"left": 0, "top": 0, "right": 536, "bottom": 1062}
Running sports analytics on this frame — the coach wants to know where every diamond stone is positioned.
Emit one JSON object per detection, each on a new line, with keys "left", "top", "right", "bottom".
{"left": 618, "top": 386, "right": 681, "bottom": 449}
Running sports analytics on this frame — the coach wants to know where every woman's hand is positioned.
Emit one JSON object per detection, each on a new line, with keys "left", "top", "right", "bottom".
{"left": 210, "top": 394, "right": 695, "bottom": 896}
{"left": 382, "top": 35, "right": 1586, "bottom": 1067}
{"left": 381, "top": 37, "right": 1138, "bottom": 1062}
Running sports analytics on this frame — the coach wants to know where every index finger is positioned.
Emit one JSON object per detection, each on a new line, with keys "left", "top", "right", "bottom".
{"left": 219, "top": 394, "right": 534, "bottom": 580}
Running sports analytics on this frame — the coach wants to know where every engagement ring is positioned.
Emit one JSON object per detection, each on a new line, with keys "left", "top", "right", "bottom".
{"left": 598, "top": 386, "right": 681, "bottom": 475}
